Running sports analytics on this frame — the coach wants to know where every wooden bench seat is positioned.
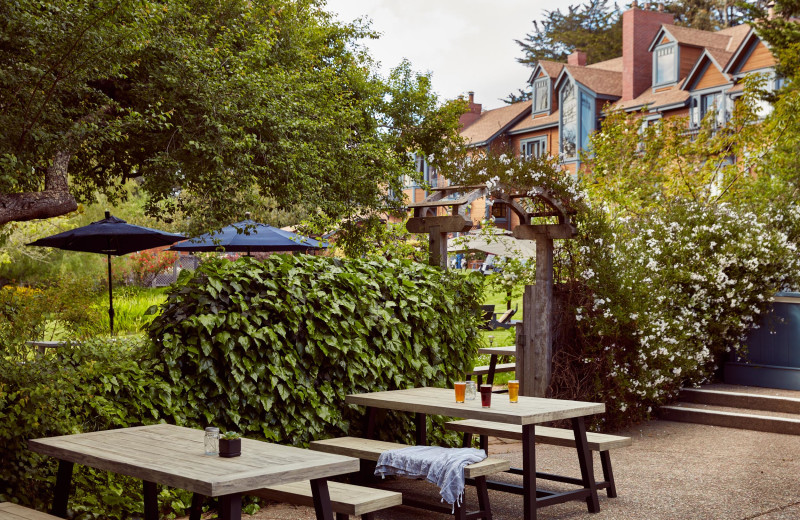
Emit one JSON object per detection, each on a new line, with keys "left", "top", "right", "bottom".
{"left": 309, "top": 437, "right": 509, "bottom": 479}
{"left": 467, "top": 362, "right": 515, "bottom": 387}
{"left": 310, "top": 436, "right": 509, "bottom": 520}
{"left": 250, "top": 480, "right": 402, "bottom": 520}
{"left": 0, "top": 503, "right": 61, "bottom": 520}
{"left": 445, "top": 419, "right": 631, "bottom": 497}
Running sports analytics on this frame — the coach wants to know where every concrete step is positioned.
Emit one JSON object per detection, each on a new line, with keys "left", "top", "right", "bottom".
{"left": 679, "top": 387, "right": 800, "bottom": 414}
{"left": 660, "top": 402, "right": 800, "bottom": 435}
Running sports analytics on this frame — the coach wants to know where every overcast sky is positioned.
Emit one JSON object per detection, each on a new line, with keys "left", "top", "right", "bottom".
{"left": 323, "top": 0, "right": 560, "bottom": 110}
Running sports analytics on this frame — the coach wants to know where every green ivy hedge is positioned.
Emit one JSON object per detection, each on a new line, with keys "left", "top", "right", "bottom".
{"left": 149, "top": 255, "right": 484, "bottom": 445}
{"left": 0, "top": 337, "right": 189, "bottom": 518}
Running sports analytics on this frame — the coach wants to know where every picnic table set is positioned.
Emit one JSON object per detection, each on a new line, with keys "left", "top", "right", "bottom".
{"left": 16, "top": 372, "right": 628, "bottom": 520}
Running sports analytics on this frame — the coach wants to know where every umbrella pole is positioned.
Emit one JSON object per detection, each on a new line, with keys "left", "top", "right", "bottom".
{"left": 107, "top": 253, "right": 115, "bottom": 336}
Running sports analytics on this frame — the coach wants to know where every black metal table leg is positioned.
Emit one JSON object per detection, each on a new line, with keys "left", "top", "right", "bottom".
{"left": 522, "top": 424, "right": 536, "bottom": 520}
{"left": 365, "top": 406, "right": 377, "bottom": 439}
{"left": 220, "top": 493, "right": 242, "bottom": 520}
{"left": 475, "top": 475, "right": 493, "bottom": 520}
{"left": 486, "top": 355, "right": 499, "bottom": 385}
{"left": 310, "top": 478, "right": 335, "bottom": 520}
{"left": 600, "top": 450, "right": 617, "bottom": 498}
{"left": 572, "top": 417, "right": 600, "bottom": 513}
{"left": 51, "top": 460, "right": 74, "bottom": 518}
{"left": 143, "top": 481, "right": 159, "bottom": 520}
{"left": 189, "top": 493, "right": 204, "bottom": 520}
{"left": 415, "top": 413, "right": 427, "bottom": 446}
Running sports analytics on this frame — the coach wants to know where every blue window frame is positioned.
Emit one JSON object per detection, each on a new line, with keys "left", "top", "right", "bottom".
{"left": 521, "top": 136, "right": 548, "bottom": 159}
{"left": 560, "top": 80, "right": 577, "bottom": 160}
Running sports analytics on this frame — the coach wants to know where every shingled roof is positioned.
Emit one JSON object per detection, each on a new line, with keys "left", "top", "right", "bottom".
{"left": 461, "top": 100, "right": 532, "bottom": 146}
{"left": 612, "top": 82, "right": 689, "bottom": 112}
{"left": 587, "top": 56, "right": 624, "bottom": 72}
{"left": 562, "top": 65, "right": 623, "bottom": 97}
{"left": 508, "top": 111, "right": 560, "bottom": 134}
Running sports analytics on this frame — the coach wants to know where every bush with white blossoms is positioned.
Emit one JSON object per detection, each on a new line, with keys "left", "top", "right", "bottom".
{"left": 440, "top": 137, "right": 800, "bottom": 428}
{"left": 557, "top": 202, "right": 800, "bottom": 428}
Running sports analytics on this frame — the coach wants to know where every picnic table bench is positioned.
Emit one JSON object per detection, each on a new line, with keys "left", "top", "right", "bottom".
{"left": 468, "top": 345, "right": 517, "bottom": 387}
{"left": 251, "top": 481, "right": 402, "bottom": 520}
{"left": 310, "top": 437, "right": 509, "bottom": 520}
{"left": 445, "top": 419, "right": 632, "bottom": 498}
{"left": 345, "top": 387, "right": 606, "bottom": 520}
{"left": 0, "top": 503, "right": 61, "bottom": 520}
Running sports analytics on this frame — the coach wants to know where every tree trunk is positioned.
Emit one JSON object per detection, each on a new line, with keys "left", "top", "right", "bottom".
{"left": 0, "top": 149, "right": 77, "bottom": 225}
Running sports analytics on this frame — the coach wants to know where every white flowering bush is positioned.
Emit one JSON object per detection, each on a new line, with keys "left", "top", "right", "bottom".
{"left": 558, "top": 202, "right": 800, "bottom": 427}
{"left": 440, "top": 125, "right": 800, "bottom": 428}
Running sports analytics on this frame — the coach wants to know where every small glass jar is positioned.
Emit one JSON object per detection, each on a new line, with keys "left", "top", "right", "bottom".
{"left": 204, "top": 427, "right": 220, "bottom": 456}
{"left": 465, "top": 380, "right": 477, "bottom": 400}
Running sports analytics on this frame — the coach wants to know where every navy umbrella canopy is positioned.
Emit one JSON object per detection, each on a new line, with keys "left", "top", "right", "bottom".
{"left": 27, "top": 211, "right": 184, "bottom": 335}
{"left": 170, "top": 214, "right": 328, "bottom": 254}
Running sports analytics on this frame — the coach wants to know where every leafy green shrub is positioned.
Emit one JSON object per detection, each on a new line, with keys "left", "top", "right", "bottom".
{"left": 0, "top": 337, "right": 187, "bottom": 517}
{"left": 149, "top": 255, "right": 484, "bottom": 445}
{"left": 0, "top": 286, "right": 49, "bottom": 358}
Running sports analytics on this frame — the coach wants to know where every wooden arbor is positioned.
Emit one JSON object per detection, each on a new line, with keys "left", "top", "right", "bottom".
{"left": 405, "top": 185, "right": 488, "bottom": 268}
{"left": 493, "top": 188, "right": 578, "bottom": 397}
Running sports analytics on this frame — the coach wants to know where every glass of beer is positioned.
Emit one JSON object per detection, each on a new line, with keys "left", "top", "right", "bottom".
{"left": 455, "top": 381, "right": 466, "bottom": 403}
{"left": 508, "top": 380, "right": 520, "bottom": 403}
{"left": 480, "top": 384, "right": 493, "bottom": 408}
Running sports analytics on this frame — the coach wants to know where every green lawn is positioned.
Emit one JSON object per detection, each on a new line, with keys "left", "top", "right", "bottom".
{"left": 475, "top": 285, "right": 523, "bottom": 385}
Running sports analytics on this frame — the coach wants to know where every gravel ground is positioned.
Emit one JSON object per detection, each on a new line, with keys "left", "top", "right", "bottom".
{"left": 203, "top": 419, "right": 800, "bottom": 520}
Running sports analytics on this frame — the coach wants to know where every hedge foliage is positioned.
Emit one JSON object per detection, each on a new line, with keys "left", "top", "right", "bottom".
{"left": 0, "top": 337, "right": 189, "bottom": 518}
{"left": 149, "top": 255, "right": 484, "bottom": 445}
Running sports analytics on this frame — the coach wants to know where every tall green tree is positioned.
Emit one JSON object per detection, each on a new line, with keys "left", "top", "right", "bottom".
{"left": 0, "top": 0, "right": 465, "bottom": 240}
{"left": 515, "top": 0, "right": 622, "bottom": 67}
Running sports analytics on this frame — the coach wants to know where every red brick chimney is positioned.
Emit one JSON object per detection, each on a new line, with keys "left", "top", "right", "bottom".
{"left": 622, "top": 6, "right": 674, "bottom": 101}
{"left": 459, "top": 91, "right": 482, "bottom": 128}
{"left": 568, "top": 50, "right": 587, "bottom": 66}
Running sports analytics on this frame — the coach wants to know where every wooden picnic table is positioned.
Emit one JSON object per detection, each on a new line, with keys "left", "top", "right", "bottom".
{"left": 347, "top": 387, "right": 605, "bottom": 520}
{"left": 477, "top": 345, "right": 516, "bottom": 357}
{"left": 28, "top": 424, "right": 359, "bottom": 520}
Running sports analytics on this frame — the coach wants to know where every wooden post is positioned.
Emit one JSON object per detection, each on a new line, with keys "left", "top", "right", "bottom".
{"left": 428, "top": 225, "right": 448, "bottom": 269}
{"left": 521, "top": 285, "right": 534, "bottom": 396}
{"left": 532, "top": 238, "right": 554, "bottom": 396}
{"left": 515, "top": 321, "right": 527, "bottom": 396}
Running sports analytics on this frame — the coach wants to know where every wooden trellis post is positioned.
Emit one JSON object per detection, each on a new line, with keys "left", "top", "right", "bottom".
{"left": 405, "top": 185, "right": 487, "bottom": 269}
{"left": 495, "top": 189, "right": 578, "bottom": 397}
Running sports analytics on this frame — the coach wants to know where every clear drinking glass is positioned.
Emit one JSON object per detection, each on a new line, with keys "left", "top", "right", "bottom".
{"left": 465, "top": 380, "right": 477, "bottom": 400}
{"left": 204, "top": 427, "right": 220, "bottom": 455}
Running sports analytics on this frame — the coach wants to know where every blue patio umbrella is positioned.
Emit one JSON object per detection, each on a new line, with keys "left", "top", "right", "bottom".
{"left": 27, "top": 211, "right": 184, "bottom": 335}
{"left": 169, "top": 213, "right": 328, "bottom": 255}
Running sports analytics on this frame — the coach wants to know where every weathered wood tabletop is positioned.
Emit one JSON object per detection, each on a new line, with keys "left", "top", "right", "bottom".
{"left": 477, "top": 345, "right": 517, "bottom": 356}
{"left": 347, "top": 387, "right": 606, "bottom": 520}
{"left": 28, "top": 424, "right": 359, "bottom": 497}
{"left": 346, "top": 386, "right": 604, "bottom": 425}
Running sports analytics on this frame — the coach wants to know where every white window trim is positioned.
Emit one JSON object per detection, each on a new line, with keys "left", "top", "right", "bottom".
{"left": 532, "top": 77, "right": 551, "bottom": 114}
{"left": 652, "top": 42, "right": 679, "bottom": 88}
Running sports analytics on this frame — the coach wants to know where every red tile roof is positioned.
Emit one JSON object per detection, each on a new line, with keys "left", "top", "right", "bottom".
{"left": 461, "top": 100, "right": 532, "bottom": 145}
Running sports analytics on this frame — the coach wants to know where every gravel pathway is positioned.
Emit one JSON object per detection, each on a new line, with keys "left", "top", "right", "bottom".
{"left": 199, "top": 419, "right": 800, "bottom": 520}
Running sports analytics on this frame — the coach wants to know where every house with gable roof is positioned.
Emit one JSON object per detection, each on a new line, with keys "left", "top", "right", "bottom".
{"left": 398, "top": 3, "right": 779, "bottom": 231}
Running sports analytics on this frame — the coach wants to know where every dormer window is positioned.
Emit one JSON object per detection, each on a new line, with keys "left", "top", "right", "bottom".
{"left": 654, "top": 44, "right": 678, "bottom": 86}
{"left": 533, "top": 77, "right": 550, "bottom": 113}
